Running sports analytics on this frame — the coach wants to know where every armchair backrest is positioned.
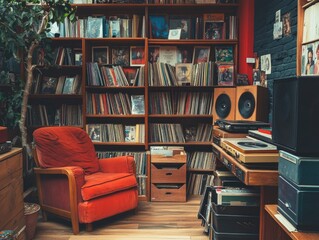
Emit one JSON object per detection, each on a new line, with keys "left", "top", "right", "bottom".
{"left": 33, "top": 126, "right": 100, "bottom": 174}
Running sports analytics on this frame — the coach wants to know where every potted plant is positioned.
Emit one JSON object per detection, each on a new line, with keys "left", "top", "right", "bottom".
{"left": 0, "top": 0, "right": 76, "bottom": 161}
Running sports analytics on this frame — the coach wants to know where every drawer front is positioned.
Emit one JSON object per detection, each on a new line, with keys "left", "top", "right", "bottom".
{"left": 151, "top": 183, "right": 186, "bottom": 202}
{"left": 1, "top": 209, "right": 26, "bottom": 240}
{"left": 151, "top": 163, "right": 186, "bottom": 183}
{"left": 0, "top": 173, "right": 24, "bottom": 230}
{"left": 278, "top": 175, "right": 319, "bottom": 229}
{"left": 0, "top": 152, "right": 22, "bottom": 186}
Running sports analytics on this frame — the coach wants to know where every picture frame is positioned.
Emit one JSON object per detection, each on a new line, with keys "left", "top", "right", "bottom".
{"left": 149, "top": 15, "right": 169, "bottom": 39}
{"left": 168, "top": 29, "right": 181, "bottom": 40}
{"left": 41, "top": 77, "right": 58, "bottom": 94}
{"left": 175, "top": 63, "right": 192, "bottom": 86}
{"left": 92, "top": 46, "right": 109, "bottom": 64}
{"left": 217, "top": 64, "right": 234, "bottom": 86}
{"left": 169, "top": 17, "right": 192, "bottom": 39}
{"left": 149, "top": 46, "right": 160, "bottom": 63}
{"left": 178, "top": 47, "right": 193, "bottom": 63}
{"left": 204, "top": 21, "right": 224, "bottom": 40}
{"left": 130, "top": 46, "right": 146, "bottom": 66}
{"left": 192, "top": 46, "right": 210, "bottom": 64}
{"left": 111, "top": 47, "right": 130, "bottom": 66}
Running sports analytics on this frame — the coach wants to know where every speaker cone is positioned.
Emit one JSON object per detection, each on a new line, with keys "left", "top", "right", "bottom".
{"left": 215, "top": 93, "right": 231, "bottom": 119}
{"left": 238, "top": 92, "right": 255, "bottom": 119}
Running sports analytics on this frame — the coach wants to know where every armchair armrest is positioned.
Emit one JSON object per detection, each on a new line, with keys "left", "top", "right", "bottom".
{"left": 99, "top": 156, "right": 136, "bottom": 175}
{"left": 34, "top": 166, "right": 85, "bottom": 213}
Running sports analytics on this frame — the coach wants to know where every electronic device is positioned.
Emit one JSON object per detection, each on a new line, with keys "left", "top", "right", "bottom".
{"left": 213, "top": 127, "right": 247, "bottom": 146}
{"left": 0, "top": 141, "right": 12, "bottom": 154}
{"left": 216, "top": 119, "right": 270, "bottom": 133}
{"left": 221, "top": 138, "right": 279, "bottom": 163}
{"left": 213, "top": 87, "right": 236, "bottom": 121}
{"left": 235, "top": 85, "right": 269, "bottom": 122}
{"left": 272, "top": 76, "right": 319, "bottom": 156}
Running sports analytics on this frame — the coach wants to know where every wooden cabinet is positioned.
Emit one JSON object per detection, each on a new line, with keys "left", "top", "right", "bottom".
{"left": 0, "top": 148, "right": 25, "bottom": 239}
{"left": 151, "top": 153, "right": 187, "bottom": 202}
{"left": 263, "top": 204, "right": 319, "bottom": 240}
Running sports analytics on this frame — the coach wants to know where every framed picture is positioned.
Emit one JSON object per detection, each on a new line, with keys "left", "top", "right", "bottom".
{"left": 217, "top": 64, "right": 234, "bottom": 86}
{"left": 149, "top": 15, "right": 169, "bottom": 39}
{"left": 192, "top": 46, "right": 210, "bottom": 64}
{"left": 111, "top": 47, "right": 130, "bottom": 66}
{"left": 215, "top": 45, "right": 233, "bottom": 63}
{"left": 169, "top": 17, "right": 192, "bottom": 39}
{"left": 178, "top": 47, "right": 193, "bottom": 63}
{"left": 92, "top": 46, "right": 109, "bottom": 64}
{"left": 168, "top": 29, "right": 181, "bottom": 40}
{"left": 149, "top": 46, "right": 160, "bottom": 63}
{"left": 204, "top": 21, "right": 224, "bottom": 40}
{"left": 130, "top": 46, "right": 145, "bottom": 66}
{"left": 175, "top": 63, "right": 192, "bottom": 86}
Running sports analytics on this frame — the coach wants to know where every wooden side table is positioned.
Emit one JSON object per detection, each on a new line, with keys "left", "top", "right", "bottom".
{"left": 0, "top": 148, "right": 26, "bottom": 239}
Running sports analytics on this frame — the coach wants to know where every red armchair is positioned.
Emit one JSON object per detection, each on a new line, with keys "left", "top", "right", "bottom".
{"left": 32, "top": 126, "right": 138, "bottom": 234}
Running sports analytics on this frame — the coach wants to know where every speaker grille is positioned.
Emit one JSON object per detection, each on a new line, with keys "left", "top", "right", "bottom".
{"left": 238, "top": 92, "right": 255, "bottom": 119}
{"left": 215, "top": 94, "right": 231, "bottom": 119}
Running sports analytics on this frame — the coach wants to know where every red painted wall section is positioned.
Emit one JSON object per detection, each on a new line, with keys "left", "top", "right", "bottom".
{"left": 238, "top": 0, "right": 255, "bottom": 84}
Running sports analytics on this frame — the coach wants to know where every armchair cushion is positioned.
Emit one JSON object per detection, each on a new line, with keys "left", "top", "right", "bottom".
{"left": 33, "top": 127, "right": 100, "bottom": 174}
{"left": 81, "top": 172, "right": 137, "bottom": 201}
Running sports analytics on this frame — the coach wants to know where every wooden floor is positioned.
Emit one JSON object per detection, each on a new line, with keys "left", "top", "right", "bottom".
{"left": 33, "top": 197, "right": 208, "bottom": 240}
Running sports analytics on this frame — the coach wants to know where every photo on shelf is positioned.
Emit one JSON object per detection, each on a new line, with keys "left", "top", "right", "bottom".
{"left": 111, "top": 47, "right": 130, "bottom": 66}
{"left": 130, "top": 46, "right": 145, "bottom": 66}
{"left": 217, "top": 64, "right": 234, "bottom": 86}
{"left": 149, "top": 15, "right": 169, "bottom": 39}
{"left": 41, "top": 77, "right": 58, "bottom": 94}
{"left": 215, "top": 45, "right": 233, "bottom": 63}
{"left": 175, "top": 63, "right": 192, "bottom": 86}
{"left": 168, "top": 29, "right": 181, "bottom": 40}
{"left": 192, "top": 46, "right": 210, "bottom": 64}
{"left": 169, "top": 17, "right": 192, "bottom": 39}
{"left": 131, "top": 95, "right": 145, "bottom": 114}
{"left": 87, "top": 124, "right": 101, "bottom": 142}
{"left": 178, "top": 47, "right": 193, "bottom": 63}
{"left": 62, "top": 76, "right": 75, "bottom": 94}
{"left": 149, "top": 46, "right": 160, "bottom": 63}
{"left": 92, "top": 46, "right": 109, "bottom": 64}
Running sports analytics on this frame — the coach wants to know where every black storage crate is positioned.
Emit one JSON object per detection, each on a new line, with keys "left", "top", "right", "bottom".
{"left": 212, "top": 226, "right": 259, "bottom": 240}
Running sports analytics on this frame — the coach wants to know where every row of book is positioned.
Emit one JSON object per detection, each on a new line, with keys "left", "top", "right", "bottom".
{"left": 149, "top": 92, "right": 213, "bottom": 115}
{"left": 86, "top": 93, "right": 145, "bottom": 115}
{"left": 31, "top": 73, "right": 82, "bottom": 95}
{"left": 96, "top": 151, "right": 147, "bottom": 175}
{"left": 148, "top": 61, "right": 215, "bottom": 86}
{"left": 86, "top": 124, "right": 145, "bottom": 143}
{"left": 86, "top": 63, "right": 144, "bottom": 86}
{"left": 187, "top": 173, "right": 213, "bottom": 195}
{"left": 184, "top": 124, "right": 213, "bottom": 142}
{"left": 55, "top": 14, "right": 145, "bottom": 38}
{"left": 27, "top": 104, "right": 82, "bottom": 127}
{"left": 53, "top": 47, "right": 81, "bottom": 66}
{"left": 187, "top": 152, "right": 214, "bottom": 169}
{"left": 149, "top": 123, "right": 185, "bottom": 143}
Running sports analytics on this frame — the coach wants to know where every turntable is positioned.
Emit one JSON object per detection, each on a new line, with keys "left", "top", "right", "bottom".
{"left": 221, "top": 138, "right": 279, "bottom": 163}
{"left": 216, "top": 119, "right": 270, "bottom": 133}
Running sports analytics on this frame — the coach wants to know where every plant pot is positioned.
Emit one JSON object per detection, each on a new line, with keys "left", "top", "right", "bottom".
{"left": 24, "top": 203, "right": 40, "bottom": 240}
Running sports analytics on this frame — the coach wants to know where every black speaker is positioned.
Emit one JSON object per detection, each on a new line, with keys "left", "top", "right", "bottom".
{"left": 272, "top": 76, "right": 319, "bottom": 156}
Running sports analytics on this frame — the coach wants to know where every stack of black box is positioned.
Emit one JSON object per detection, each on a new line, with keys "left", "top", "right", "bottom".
{"left": 272, "top": 76, "right": 319, "bottom": 231}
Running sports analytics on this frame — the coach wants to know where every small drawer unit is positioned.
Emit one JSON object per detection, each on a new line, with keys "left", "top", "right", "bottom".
{"left": 150, "top": 149, "right": 186, "bottom": 202}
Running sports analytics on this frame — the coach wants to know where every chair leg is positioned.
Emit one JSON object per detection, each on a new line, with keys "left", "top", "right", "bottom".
{"left": 86, "top": 223, "right": 93, "bottom": 232}
{"left": 71, "top": 220, "right": 80, "bottom": 235}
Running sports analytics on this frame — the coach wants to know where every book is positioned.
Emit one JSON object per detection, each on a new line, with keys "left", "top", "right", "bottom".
{"left": 87, "top": 124, "right": 101, "bottom": 142}
{"left": 131, "top": 95, "right": 145, "bottom": 114}
{"left": 62, "top": 77, "right": 75, "bottom": 94}
{"left": 41, "top": 77, "right": 58, "bottom": 94}
{"left": 203, "top": 13, "right": 225, "bottom": 40}
{"left": 215, "top": 45, "right": 233, "bottom": 63}
{"left": 217, "top": 64, "right": 234, "bottom": 86}
{"left": 125, "top": 125, "right": 136, "bottom": 142}
{"left": 159, "top": 46, "right": 178, "bottom": 66}
{"left": 175, "top": 63, "right": 192, "bottom": 86}
{"left": 87, "top": 16, "right": 104, "bottom": 38}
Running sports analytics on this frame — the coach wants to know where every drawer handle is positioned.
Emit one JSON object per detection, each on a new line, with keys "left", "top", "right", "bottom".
{"left": 165, "top": 192, "right": 172, "bottom": 195}
{"left": 166, "top": 173, "right": 173, "bottom": 176}
{"left": 285, "top": 202, "right": 291, "bottom": 208}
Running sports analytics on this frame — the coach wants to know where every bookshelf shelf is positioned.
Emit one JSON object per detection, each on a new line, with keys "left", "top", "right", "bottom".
{"left": 86, "top": 114, "right": 146, "bottom": 118}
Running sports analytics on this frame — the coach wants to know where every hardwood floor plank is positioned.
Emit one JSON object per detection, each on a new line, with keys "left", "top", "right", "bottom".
{"left": 33, "top": 197, "right": 208, "bottom": 240}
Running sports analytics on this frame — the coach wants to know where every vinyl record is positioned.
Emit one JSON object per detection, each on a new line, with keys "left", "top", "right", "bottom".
{"left": 238, "top": 92, "right": 255, "bottom": 119}
{"left": 238, "top": 141, "right": 268, "bottom": 148}
{"left": 215, "top": 93, "right": 231, "bottom": 119}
